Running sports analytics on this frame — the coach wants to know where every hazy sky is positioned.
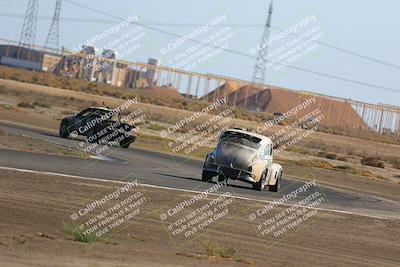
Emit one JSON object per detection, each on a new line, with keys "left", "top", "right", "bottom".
{"left": 0, "top": 0, "right": 399, "bottom": 106}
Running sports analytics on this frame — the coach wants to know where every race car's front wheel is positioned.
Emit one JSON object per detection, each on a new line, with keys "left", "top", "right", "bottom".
{"left": 218, "top": 174, "right": 226, "bottom": 184}
{"left": 59, "top": 120, "right": 70, "bottom": 138}
{"left": 269, "top": 171, "right": 282, "bottom": 192}
{"left": 202, "top": 170, "right": 215, "bottom": 182}
{"left": 253, "top": 170, "right": 267, "bottom": 191}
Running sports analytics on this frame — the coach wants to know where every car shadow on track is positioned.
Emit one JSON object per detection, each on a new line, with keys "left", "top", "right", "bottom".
{"left": 42, "top": 132, "right": 85, "bottom": 142}
{"left": 153, "top": 172, "right": 253, "bottom": 191}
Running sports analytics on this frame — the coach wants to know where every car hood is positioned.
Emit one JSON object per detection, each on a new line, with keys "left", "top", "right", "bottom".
{"left": 215, "top": 142, "right": 257, "bottom": 170}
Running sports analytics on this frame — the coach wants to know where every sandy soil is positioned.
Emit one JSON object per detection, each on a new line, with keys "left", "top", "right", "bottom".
{"left": 0, "top": 129, "right": 88, "bottom": 159}
{"left": 0, "top": 169, "right": 399, "bottom": 267}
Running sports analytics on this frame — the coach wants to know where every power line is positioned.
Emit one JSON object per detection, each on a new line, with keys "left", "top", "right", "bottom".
{"left": 3, "top": 10, "right": 400, "bottom": 71}
{"left": 0, "top": 12, "right": 118, "bottom": 24}
{"left": 15, "top": 0, "right": 396, "bottom": 94}
{"left": 0, "top": 13, "right": 262, "bottom": 26}
{"left": 269, "top": 25, "right": 400, "bottom": 71}
{"left": 64, "top": 0, "right": 400, "bottom": 94}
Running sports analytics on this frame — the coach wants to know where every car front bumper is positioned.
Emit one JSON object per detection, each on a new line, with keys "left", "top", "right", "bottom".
{"left": 204, "top": 163, "right": 256, "bottom": 184}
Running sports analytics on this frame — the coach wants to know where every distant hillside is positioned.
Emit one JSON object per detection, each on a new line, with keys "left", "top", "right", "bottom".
{"left": 204, "top": 83, "right": 368, "bottom": 130}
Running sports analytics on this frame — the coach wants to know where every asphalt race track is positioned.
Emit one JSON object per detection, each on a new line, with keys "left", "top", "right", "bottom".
{"left": 0, "top": 121, "right": 399, "bottom": 219}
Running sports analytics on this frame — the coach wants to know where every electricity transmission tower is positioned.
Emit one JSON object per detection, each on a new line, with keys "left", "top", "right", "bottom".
{"left": 19, "top": 0, "right": 39, "bottom": 48}
{"left": 251, "top": 0, "right": 273, "bottom": 84}
{"left": 45, "top": 0, "right": 62, "bottom": 50}
{"left": 242, "top": 0, "right": 273, "bottom": 110}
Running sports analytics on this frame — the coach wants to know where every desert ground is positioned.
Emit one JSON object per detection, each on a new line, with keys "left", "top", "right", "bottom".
{"left": 0, "top": 78, "right": 399, "bottom": 266}
{"left": 1, "top": 169, "right": 399, "bottom": 267}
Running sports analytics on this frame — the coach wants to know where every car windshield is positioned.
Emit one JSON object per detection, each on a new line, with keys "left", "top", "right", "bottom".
{"left": 80, "top": 109, "right": 110, "bottom": 118}
{"left": 220, "top": 131, "right": 261, "bottom": 149}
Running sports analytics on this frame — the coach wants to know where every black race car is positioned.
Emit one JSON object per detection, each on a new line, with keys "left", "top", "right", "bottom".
{"left": 59, "top": 107, "right": 136, "bottom": 148}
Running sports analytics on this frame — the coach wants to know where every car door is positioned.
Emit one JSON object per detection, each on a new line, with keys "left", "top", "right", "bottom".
{"left": 74, "top": 109, "right": 97, "bottom": 133}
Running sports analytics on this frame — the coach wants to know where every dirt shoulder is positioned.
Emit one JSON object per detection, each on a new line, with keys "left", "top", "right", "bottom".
{"left": 0, "top": 169, "right": 399, "bottom": 266}
{"left": 0, "top": 128, "right": 89, "bottom": 159}
{"left": 283, "top": 163, "right": 400, "bottom": 202}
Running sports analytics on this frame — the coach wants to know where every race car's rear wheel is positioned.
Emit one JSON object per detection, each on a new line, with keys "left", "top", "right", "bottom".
{"left": 120, "top": 136, "right": 136, "bottom": 148}
{"left": 269, "top": 171, "right": 282, "bottom": 192}
{"left": 59, "top": 120, "right": 70, "bottom": 138}
{"left": 253, "top": 170, "right": 267, "bottom": 191}
{"left": 202, "top": 170, "right": 214, "bottom": 182}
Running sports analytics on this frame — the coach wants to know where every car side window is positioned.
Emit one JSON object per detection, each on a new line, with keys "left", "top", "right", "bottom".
{"left": 264, "top": 144, "right": 272, "bottom": 157}
{"left": 264, "top": 145, "right": 269, "bottom": 157}
{"left": 77, "top": 110, "right": 91, "bottom": 118}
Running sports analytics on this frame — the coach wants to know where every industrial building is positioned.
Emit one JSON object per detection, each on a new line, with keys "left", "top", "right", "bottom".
{"left": 0, "top": 44, "right": 61, "bottom": 72}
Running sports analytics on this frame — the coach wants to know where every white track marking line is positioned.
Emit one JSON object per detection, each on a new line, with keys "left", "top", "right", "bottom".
{"left": 0, "top": 165, "right": 395, "bottom": 220}
{"left": 285, "top": 174, "right": 400, "bottom": 205}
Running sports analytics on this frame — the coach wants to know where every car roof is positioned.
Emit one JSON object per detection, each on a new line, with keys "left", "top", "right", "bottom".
{"left": 223, "top": 128, "right": 272, "bottom": 144}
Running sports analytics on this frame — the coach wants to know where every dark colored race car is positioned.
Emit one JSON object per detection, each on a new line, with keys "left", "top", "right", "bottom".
{"left": 59, "top": 107, "right": 137, "bottom": 148}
